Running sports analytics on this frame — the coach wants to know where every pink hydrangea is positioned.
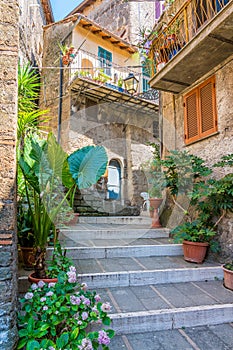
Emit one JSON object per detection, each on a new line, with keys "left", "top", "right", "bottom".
{"left": 24, "top": 292, "right": 33, "bottom": 300}
{"left": 67, "top": 266, "right": 77, "bottom": 283}
{"left": 81, "top": 311, "right": 88, "bottom": 320}
{"left": 94, "top": 294, "right": 101, "bottom": 302}
{"left": 38, "top": 280, "right": 45, "bottom": 288}
{"left": 98, "top": 330, "right": 110, "bottom": 346}
{"left": 78, "top": 338, "right": 93, "bottom": 350}
{"left": 101, "top": 302, "right": 111, "bottom": 312}
{"left": 81, "top": 283, "right": 88, "bottom": 291}
{"left": 31, "top": 283, "right": 38, "bottom": 290}
{"left": 70, "top": 295, "right": 81, "bottom": 305}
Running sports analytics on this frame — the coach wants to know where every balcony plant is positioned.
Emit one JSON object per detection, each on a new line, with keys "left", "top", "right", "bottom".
{"left": 19, "top": 132, "right": 108, "bottom": 279}
{"left": 17, "top": 244, "right": 115, "bottom": 350}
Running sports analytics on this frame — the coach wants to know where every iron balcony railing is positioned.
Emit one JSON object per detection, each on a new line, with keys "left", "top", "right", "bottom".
{"left": 69, "top": 49, "right": 158, "bottom": 99}
{"left": 151, "top": 0, "right": 230, "bottom": 72}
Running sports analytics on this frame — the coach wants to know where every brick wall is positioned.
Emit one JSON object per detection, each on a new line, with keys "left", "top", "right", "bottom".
{"left": 0, "top": 0, "right": 19, "bottom": 348}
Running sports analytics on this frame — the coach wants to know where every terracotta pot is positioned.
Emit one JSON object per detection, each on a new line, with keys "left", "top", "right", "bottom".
{"left": 67, "top": 213, "right": 79, "bottom": 225}
{"left": 223, "top": 266, "right": 233, "bottom": 291}
{"left": 28, "top": 273, "right": 58, "bottom": 284}
{"left": 149, "top": 198, "right": 163, "bottom": 228}
{"left": 20, "top": 247, "right": 35, "bottom": 270}
{"left": 182, "top": 240, "right": 209, "bottom": 264}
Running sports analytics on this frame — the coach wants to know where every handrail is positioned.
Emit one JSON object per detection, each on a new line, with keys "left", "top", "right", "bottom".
{"left": 151, "top": 0, "right": 230, "bottom": 73}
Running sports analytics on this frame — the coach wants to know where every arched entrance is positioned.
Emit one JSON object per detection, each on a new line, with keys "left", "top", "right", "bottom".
{"left": 107, "top": 159, "right": 121, "bottom": 200}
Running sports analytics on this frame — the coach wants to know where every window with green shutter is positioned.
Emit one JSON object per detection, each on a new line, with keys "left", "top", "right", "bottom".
{"left": 184, "top": 76, "right": 218, "bottom": 144}
{"left": 98, "top": 47, "right": 112, "bottom": 76}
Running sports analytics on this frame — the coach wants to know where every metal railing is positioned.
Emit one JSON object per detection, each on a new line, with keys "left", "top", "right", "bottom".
{"left": 70, "top": 49, "right": 154, "bottom": 96}
{"left": 151, "top": 0, "right": 230, "bottom": 72}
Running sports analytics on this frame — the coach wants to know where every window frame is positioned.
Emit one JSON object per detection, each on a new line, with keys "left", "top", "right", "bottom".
{"left": 184, "top": 76, "right": 218, "bottom": 145}
{"left": 98, "top": 46, "right": 112, "bottom": 76}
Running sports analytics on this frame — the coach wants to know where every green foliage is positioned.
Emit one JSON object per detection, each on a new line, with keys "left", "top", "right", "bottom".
{"left": 141, "top": 143, "right": 164, "bottom": 198}
{"left": 18, "top": 132, "right": 108, "bottom": 278}
{"left": 171, "top": 220, "right": 219, "bottom": 252}
{"left": 163, "top": 151, "right": 233, "bottom": 249}
{"left": 17, "top": 257, "right": 114, "bottom": 349}
{"left": 223, "top": 262, "right": 233, "bottom": 271}
{"left": 160, "top": 150, "right": 212, "bottom": 197}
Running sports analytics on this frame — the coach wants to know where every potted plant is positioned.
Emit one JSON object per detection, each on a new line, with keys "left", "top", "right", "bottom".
{"left": 142, "top": 143, "right": 164, "bottom": 227}
{"left": 222, "top": 262, "right": 233, "bottom": 291}
{"left": 171, "top": 220, "right": 217, "bottom": 263}
{"left": 17, "top": 244, "right": 115, "bottom": 349}
{"left": 19, "top": 132, "right": 108, "bottom": 280}
{"left": 161, "top": 151, "right": 233, "bottom": 263}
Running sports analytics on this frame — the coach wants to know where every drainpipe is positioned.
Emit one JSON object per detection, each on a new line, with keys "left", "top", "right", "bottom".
{"left": 57, "top": 16, "right": 82, "bottom": 144}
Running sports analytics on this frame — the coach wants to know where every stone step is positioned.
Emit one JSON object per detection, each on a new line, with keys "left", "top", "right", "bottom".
{"left": 76, "top": 265, "right": 223, "bottom": 289}
{"left": 60, "top": 227, "right": 169, "bottom": 240}
{"left": 110, "top": 323, "right": 233, "bottom": 350}
{"left": 78, "top": 216, "right": 152, "bottom": 225}
{"left": 47, "top": 243, "right": 183, "bottom": 260}
{"left": 110, "top": 304, "right": 233, "bottom": 335}
{"left": 91, "top": 280, "right": 233, "bottom": 334}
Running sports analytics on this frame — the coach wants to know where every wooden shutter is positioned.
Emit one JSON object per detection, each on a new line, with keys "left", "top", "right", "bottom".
{"left": 184, "top": 89, "right": 199, "bottom": 144}
{"left": 199, "top": 77, "right": 217, "bottom": 138}
{"left": 184, "top": 76, "right": 217, "bottom": 144}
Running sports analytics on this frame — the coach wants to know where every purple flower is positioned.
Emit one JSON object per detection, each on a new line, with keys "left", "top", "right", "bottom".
{"left": 40, "top": 297, "right": 46, "bottom": 302}
{"left": 83, "top": 297, "right": 90, "bottom": 306}
{"left": 78, "top": 338, "right": 93, "bottom": 350}
{"left": 77, "top": 320, "right": 82, "bottom": 325}
{"left": 81, "top": 282, "right": 88, "bottom": 291}
{"left": 67, "top": 267, "right": 77, "bottom": 283}
{"left": 31, "top": 283, "right": 38, "bottom": 290}
{"left": 43, "top": 306, "right": 48, "bottom": 311}
{"left": 38, "top": 280, "right": 45, "bottom": 288}
{"left": 98, "top": 330, "right": 110, "bottom": 346}
{"left": 24, "top": 292, "right": 33, "bottom": 300}
{"left": 94, "top": 294, "right": 101, "bottom": 302}
{"left": 81, "top": 311, "right": 88, "bottom": 320}
{"left": 48, "top": 282, "right": 56, "bottom": 288}
{"left": 70, "top": 295, "right": 81, "bottom": 305}
{"left": 49, "top": 347, "right": 55, "bottom": 350}
{"left": 46, "top": 291, "right": 54, "bottom": 297}
{"left": 101, "top": 302, "right": 111, "bottom": 312}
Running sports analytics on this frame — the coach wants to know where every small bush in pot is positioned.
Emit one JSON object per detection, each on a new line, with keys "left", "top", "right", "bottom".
{"left": 222, "top": 262, "right": 233, "bottom": 291}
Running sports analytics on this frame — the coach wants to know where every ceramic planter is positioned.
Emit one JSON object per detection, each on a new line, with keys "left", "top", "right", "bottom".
{"left": 28, "top": 273, "right": 58, "bottom": 284}
{"left": 20, "top": 246, "right": 35, "bottom": 270}
{"left": 182, "top": 240, "right": 209, "bottom": 263}
{"left": 149, "top": 198, "right": 163, "bottom": 228}
{"left": 223, "top": 266, "right": 233, "bottom": 291}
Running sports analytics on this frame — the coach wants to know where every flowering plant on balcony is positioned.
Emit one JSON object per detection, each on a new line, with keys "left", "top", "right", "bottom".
{"left": 17, "top": 249, "right": 115, "bottom": 350}
{"left": 58, "top": 43, "right": 78, "bottom": 66}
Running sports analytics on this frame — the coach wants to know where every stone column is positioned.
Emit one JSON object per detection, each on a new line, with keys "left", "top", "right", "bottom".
{"left": 0, "top": 0, "right": 19, "bottom": 348}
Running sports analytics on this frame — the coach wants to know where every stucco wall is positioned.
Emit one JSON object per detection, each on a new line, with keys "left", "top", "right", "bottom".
{"left": 161, "top": 57, "right": 233, "bottom": 259}
{"left": 0, "top": 0, "right": 19, "bottom": 348}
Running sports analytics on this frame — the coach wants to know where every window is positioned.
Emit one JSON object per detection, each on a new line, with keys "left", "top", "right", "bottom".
{"left": 98, "top": 47, "right": 112, "bottom": 76}
{"left": 184, "top": 76, "right": 218, "bottom": 144}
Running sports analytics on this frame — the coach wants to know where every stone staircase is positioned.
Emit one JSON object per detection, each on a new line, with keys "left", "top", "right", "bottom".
{"left": 18, "top": 216, "right": 233, "bottom": 349}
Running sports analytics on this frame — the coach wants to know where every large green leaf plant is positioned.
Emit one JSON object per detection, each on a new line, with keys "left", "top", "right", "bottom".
{"left": 19, "top": 132, "right": 108, "bottom": 278}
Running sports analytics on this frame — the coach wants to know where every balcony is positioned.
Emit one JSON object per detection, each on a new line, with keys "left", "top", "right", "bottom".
{"left": 69, "top": 49, "right": 159, "bottom": 114}
{"left": 149, "top": 0, "right": 233, "bottom": 93}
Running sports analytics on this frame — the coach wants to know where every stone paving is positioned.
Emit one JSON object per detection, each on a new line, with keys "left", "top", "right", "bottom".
{"left": 18, "top": 216, "right": 233, "bottom": 349}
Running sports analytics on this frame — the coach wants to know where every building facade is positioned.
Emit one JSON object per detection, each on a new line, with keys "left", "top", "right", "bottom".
{"left": 149, "top": 0, "right": 233, "bottom": 258}
{"left": 41, "top": 14, "right": 159, "bottom": 215}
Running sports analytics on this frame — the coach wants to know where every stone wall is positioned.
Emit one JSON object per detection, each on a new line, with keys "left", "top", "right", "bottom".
{"left": 18, "top": 0, "right": 47, "bottom": 66}
{"left": 0, "top": 0, "right": 19, "bottom": 348}
{"left": 79, "top": 0, "right": 155, "bottom": 44}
